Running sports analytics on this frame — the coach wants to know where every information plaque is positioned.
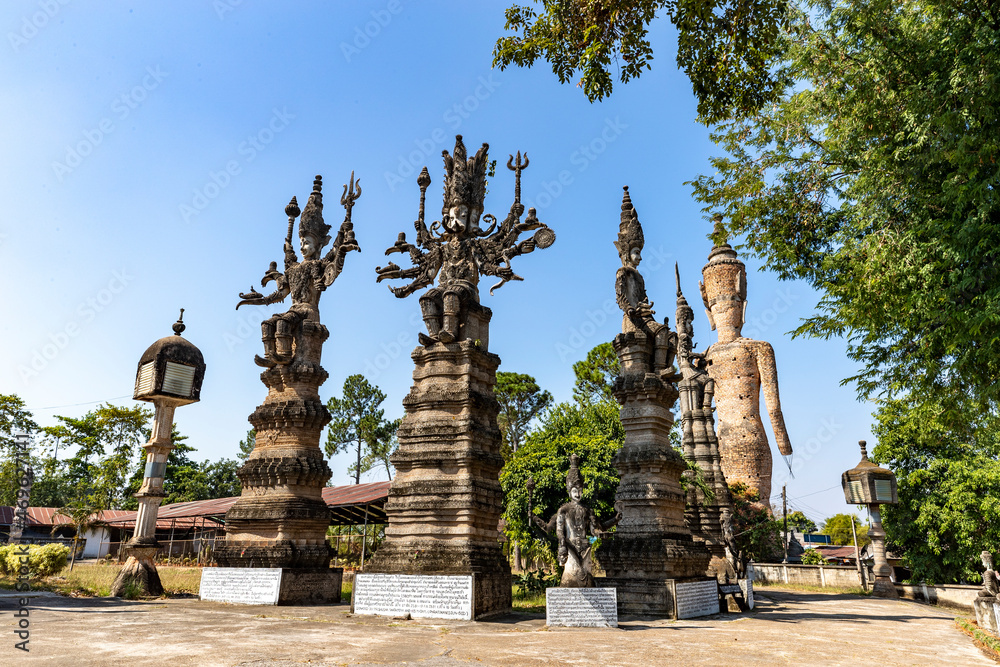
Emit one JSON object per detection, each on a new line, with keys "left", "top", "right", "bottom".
{"left": 546, "top": 588, "right": 618, "bottom": 627}
{"left": 353, "top": 574, "right": 474, "bottom": 620}
{"left": 675, "top": 580, "right": 720, "bottom": 619}
{"left": 199, "top": 567, "right": 282, "bottom": 605}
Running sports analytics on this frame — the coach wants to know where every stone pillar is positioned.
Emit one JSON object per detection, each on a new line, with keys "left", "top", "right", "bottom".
{"left": 867, "top": 504, "right": 897, "bottom": 599}
{"left": 215, "top": 319, "right": 342, "bottom": 604}
{"left": 596, "top": 331, "right": 712, "bottom": 616}
{"left": 111, "top": 401, "right": 175, "bottom": 597}
{"left": 364, "top": 303, "right": 511, "bottom": 617}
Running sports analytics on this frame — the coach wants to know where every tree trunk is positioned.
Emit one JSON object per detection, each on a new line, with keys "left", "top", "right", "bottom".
{"left": 355, "top": 441, "right": 361, "bottom": 485}
{"left": 69, "top": 535, "right": 78, "bottom": 572}
{"left": 513, "top": 541, "right": 522, "bottom": 572}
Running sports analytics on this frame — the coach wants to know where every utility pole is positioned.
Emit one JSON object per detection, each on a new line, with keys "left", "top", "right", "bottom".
{"left": 782, "top": 484, "right": 788, "bottom": 563}
{"left": 851, "top": 515, "right": 867, "bottom": 591}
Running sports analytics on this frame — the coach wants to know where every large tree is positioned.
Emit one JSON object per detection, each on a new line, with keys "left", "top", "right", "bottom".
{"left": 821, "top": 513, "right": 871, "bottom": 549}
{"left": 325, "top": 375, "right": 398, "bottom": 484}
{"left": 571, "top": 342, "right": 620, "bottom": 406}
{"left": 495, "top": 372, "right": 553, "bottom": 459}
{"left": 872, "top": 394, "right": 1000, "bottom": 584}
{"left": 690, "top": 0, "right": 1000, "bottom": 406}
{"left": 493, "top": 0, "right": 789, "bottom": 122}
{"left": 0, "top": 394, "right": 39, "bottom": 506}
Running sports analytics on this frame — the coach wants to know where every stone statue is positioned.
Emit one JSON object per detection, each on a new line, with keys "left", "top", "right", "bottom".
{"left": 527, "top": 455, "right": 621, "bottom": 588}
{"left": 676, "top": 264, "right": 735, "bottom": 577}
{"left": 216, "top": 173, "right": 361, "bottom": 603}
{"left": 980, "top": 551, "right": 1000, "bottom": 598}
{"left": 362, "top": 136, "right": 554, "bottom": 618}
{"left": 376, "top": 136, "right": 555, "bottom": 345}
{"left": 614, "top": 187, "right": 677, "bottom": 378}
{"left": 700, "top": 216, "right": 792, "bottom": 503}
{"left": 236, "top": 173, "right": 361, "bottom": 367}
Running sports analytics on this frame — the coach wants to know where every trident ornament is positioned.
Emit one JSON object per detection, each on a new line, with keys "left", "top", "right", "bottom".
{"left": 507, "top": 151, "right": 529, "bottom": 204}
{"left": 341, "top": 170, "right": 362, "bottom": 222}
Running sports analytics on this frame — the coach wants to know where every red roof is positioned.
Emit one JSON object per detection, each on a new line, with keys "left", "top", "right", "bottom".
{"left": 814, "top": 545, "right": 860, "bottom": 560}
{"left": 0, "top": 507, "right": 133, "bottom": 528}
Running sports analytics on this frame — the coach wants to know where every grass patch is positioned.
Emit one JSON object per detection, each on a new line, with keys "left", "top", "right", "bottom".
{"left": 512, "top": 591, "right": 546, "bottom": 614}
{"left": 956, "top": 617, "right": 1000, "bottom": 662}
{"left": 341, "top": 578, "right": 352, "bottom": 603}
{"left": 755, "top": 581, "right": 872, "bottom": 596}
{"left": 0, "top": 562, "right": 203, "bottom": 598}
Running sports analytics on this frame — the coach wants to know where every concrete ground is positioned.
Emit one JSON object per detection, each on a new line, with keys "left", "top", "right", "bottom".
{"left": 1, "top": 588, "right": 991, "bottom": 666}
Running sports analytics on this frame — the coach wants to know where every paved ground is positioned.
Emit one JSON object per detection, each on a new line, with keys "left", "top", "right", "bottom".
{"left": 0, "top": 588, "right": 991, "bottom": 666}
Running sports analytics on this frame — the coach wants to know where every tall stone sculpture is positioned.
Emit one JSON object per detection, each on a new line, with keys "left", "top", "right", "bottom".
{"left": 597, "top": 187, "right": 712, "bottom": 616}
{"left": 526, "top": 455, "right": 621, "bottom": 588}
{"left": 367, "top": 135, "right": 555, "bottom": 617}
{"left": 700, "top": 217, "right": 792, "bottom": 503}
{"left": 215, "top": 174, "right": 361, "bottom": 603}
{"left": 675, "top": 265, "right": 734, "bottom": 577}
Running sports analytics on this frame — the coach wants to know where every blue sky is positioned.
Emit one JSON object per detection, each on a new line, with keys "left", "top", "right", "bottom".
{"left": 1, "top": 1, "right": 874, "bottom": 524}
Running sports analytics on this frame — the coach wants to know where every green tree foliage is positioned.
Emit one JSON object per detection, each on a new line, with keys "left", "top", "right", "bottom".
{"left": 325, "top": 375, "right": 399, "bottom": 484}
{"left": 690, "top": 0, "right": 1000, "bottom": 405}
{"left": 873, "top": 394, "right": 1000, "bottom": 584}
{"left": 571, "top": 342, "right": 620, "bottom": 406}
{"left": 0, "top": 395, "right": 40, "bottom": 506}
{"left": 786, "top": 510, "right": 817, "bottom": 533}
{"left": 495, "top": 372, "right": 554, "bottom": 459}
{"left": 801, "top": 548, "right": 824, "bottom": 565}
{"left": 40, "top": 404, "right": 151, "bottom": 511}
{"left": 729, "top": 482, "right": 781, "bottom": 563}
{"left": 822, "top": 513, "right": 870, "bottom": 549}
{"left": 500, "top": 400, "right": 623, "bottom": 555}
{"left": 237, "top": 429, "right": 256, "bottom": 461}
{"left": 493, "top": 0, "right": 789, "bottom": 122}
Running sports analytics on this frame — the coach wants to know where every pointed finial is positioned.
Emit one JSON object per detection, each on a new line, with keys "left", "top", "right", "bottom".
{"left": 859, "top": 440, "right": 869, "bottom": 460}
{"left": 172, "top": 308, "right": 186, "bottom": 336}
{"left": 621, "top": 186, "right": 633, "bottom": 211}
{"left": 675, "top": 262, "right": 682, "bottom": 297}
{"left": 417, "top": 166, "right": 431, "bottom": 189}
{"left": 313, "top": 175, "right": 323, "bottom": 195}
{"left": 285, "top": 196, "right": 300, "bottom": 219}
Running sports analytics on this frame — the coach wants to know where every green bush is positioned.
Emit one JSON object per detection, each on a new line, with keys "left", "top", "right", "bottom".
{"left": 2, "top": 544, "right": 70, "bottom": 578}
{"left": 801, "top": 548, "right": 825, "bottom": 565}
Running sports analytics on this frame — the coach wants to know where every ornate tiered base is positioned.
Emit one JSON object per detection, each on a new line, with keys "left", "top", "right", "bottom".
{"left": 597, "top": 333, "right": 712, "bottom": 617}
{"left": 364, "top": 307, "right": 511, "bottom": 618}
{"left": 217, "top": 320, "right": 338, "bottom": 604}
{"left": 110, "top": 543, "right": 162, "bottom": 597}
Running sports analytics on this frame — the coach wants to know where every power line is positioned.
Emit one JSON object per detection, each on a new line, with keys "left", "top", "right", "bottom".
{"left": 34, "top": 395, "right": 133, "bottom": 411}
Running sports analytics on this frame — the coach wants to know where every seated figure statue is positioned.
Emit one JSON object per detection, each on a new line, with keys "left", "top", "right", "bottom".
{"left": 526, "top": 454, "right": 621, "bottom": 587}
{"left": 980, "top": 551, "right": 1000, "bottom": 598}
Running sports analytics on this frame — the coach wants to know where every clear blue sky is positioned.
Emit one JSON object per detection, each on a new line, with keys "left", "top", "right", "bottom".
{"left": 1, "top": 1, "right": 874, "bottom": 524}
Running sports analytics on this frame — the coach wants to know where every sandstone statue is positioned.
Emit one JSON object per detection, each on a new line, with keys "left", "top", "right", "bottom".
{"left": 216, "top": 173, "right": 361, "bottom": 603}
{"left": 363, "top": 135, "right": 555, "bottom": 618}
{"left": 980, "top": 551, "right": 1000, "bottom": 598}
{"left": 700, "top": 216, "right": 792, "bottom": 503}
{"left": 526, "top": 455, "right": 621, "bottom": 588}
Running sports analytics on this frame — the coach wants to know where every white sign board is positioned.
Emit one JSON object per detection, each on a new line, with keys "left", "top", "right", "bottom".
{"left": 739, "top": 577, "right": 754, "bottom": 609}
{"left": 546, "top": 587, "right": 618, "bottom": 627}
{"left": 675, "top": 580, "right": 719, "bottom": 619}
{"left": 199, "top": 567, "right": 282, "bottom": 605}
{"left": 353, "top": 574, "right": 474, "bottom": 620}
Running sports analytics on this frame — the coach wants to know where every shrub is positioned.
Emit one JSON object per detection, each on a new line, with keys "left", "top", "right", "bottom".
{"left": 801, "top": 548, "right": 825, "bottom": 565}
{"left": 2, "top": 544, "right": 70, "bottom": 578}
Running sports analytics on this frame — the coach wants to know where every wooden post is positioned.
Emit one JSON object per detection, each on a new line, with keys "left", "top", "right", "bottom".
{"left": 360, "top": 505, "right": 370, "bottom": 570}
{"left": 851, "top": 515, "right": 867, "bottom": 590}
{"left": 336, "top": 529, "right": 341, "bottom": 566}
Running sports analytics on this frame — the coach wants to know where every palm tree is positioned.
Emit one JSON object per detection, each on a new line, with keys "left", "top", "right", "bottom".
{"left": 52, "top": 498, "right": 105, "bottom": 572}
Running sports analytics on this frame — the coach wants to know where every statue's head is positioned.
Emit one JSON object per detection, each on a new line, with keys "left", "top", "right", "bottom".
{"left": 984, "top": 551, "right": 994, "bottom": 570}
{"left": 566, "top": 453, "right": 584, "bottom": 501}
{"left": 675, "top": 263, "right": 695, "bottom": 357}
{"left": 298, "top": 175, "right": 332, "bottom": 259}
{"left": 614, "top": 187, "right": 644, "bottom": 268}
{"left": 699, "top": 214, "right": 747, "bottom": 340}
{"left": 441, "top": 135, "right": 488, "bottom": 236}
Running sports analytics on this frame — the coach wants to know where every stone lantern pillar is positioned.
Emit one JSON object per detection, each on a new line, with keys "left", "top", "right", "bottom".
{"left": 841, "top": 439, "right": 898, "bottom": 599}
{"left": 111, "top": 310, "right": 205, "bottom": 597}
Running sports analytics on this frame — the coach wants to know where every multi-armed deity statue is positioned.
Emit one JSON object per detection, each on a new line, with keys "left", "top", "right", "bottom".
{"left": 215, "top": 174, "right": 361, "bottom": 603}
{"left": 526, "top": 455, "right": 621, "bottom": 588}
{"left": 363, "top": 135, "right": 555, "bottom": 617}
{"left": 700, "top": 216, "right": 792, "bottom": 504}
{"left": 596, "top": 187, "right": 713, "bottom": 616}
{"left": 675, "top": 265, "right": 736, "bottom": 579}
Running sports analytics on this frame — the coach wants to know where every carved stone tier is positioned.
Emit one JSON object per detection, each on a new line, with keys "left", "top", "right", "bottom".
{"left": 680, "top": 402, "right": 731, "bottom": 567}
{"left": 217, "top": 320, "right": 341, "bottom": 602}
{"left": 364, "top": 304, "right": 511, "bottom": 618}
{"left": 597, "top": 331, "right": 712, "bottom": 617}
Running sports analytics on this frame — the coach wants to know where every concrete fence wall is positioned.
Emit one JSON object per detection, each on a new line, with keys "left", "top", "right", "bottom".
{"left": 896, "top": 583, "right": 978, "bottom": 613}
{"left": 754, "top": 563, "right": 863, "bottom": 588}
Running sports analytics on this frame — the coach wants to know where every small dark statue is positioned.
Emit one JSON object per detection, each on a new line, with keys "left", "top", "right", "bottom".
{"left": 979, "top": 551, "right": 1000, "bottom": 598}
{"left": 527, "top": 455, "right": 621, "bottom": 587}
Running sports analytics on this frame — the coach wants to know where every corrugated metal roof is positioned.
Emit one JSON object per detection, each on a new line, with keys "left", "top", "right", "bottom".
{"left": 0, "top": 507, "right": 134, "bottom": 527}
{"left": 13, "top": 480, "right": 395, "bottom": 530}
